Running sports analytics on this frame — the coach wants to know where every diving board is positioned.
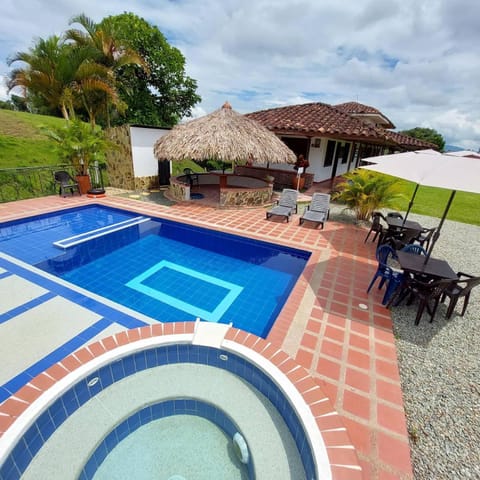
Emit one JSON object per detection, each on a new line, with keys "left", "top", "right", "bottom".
{"left": 53, "top": 216, "right": 151, "bottom": 249}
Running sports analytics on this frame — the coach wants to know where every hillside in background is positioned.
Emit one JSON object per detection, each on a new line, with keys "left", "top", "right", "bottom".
{"left": 0, "top": 109, "right": 66, "bottom": 168}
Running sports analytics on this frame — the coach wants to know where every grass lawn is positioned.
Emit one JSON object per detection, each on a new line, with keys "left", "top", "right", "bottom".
{"left": 392, "top": 178, "right": 479, "bottom": 226}
{"left": 0, "top": 109, "right": 66, "bottom": 168}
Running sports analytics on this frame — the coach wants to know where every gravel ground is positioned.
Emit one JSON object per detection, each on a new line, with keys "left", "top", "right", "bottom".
{"left": 330, "top": 204, "right": 480, "bottom": 480}
{"left": 388, "top": 212, "right": 480, "bottom": 480}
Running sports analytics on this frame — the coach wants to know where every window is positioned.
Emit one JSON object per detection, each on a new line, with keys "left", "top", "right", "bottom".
{"left": 324, "top": 140, "right": 336, "bottom": 167}
{"left": 342, "top": 143, "right": 351, "bottom": 164}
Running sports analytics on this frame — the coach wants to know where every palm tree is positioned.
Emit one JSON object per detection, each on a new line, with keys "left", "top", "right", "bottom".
{"left": 8, "top": 35, "right": 119, "bottom": 125}
{"left": 65, "top": 14, "right": 146, "bottom": 126}
{"left": 8, "top": 36, "right": 76, "bottom": 119}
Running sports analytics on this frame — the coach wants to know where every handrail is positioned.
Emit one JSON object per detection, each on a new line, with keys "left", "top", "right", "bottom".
{"left": 0, "top": 165, "right": 96, "bottom": 203}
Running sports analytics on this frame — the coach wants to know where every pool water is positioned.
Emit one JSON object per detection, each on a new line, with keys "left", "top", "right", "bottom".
{"left": 93, "top": 416, "right": 246, "bottom": 480}
{"left": 0, "top": 205, "right": 309, "bottom": 337}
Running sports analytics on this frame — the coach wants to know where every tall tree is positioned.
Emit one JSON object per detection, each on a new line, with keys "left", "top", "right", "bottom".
{"left": 399, "top": 127, "right": 446, "bottom": 151}
{"left": 65, "top": 13, "right": 146, "bottom": 126}
{"left": 104, "top": 12, "right": 201, "bottom": 127}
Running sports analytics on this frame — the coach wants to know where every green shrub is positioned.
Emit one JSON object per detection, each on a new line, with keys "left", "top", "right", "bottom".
{"left": 333, "top": 169, "right": 404, "bottom": 221}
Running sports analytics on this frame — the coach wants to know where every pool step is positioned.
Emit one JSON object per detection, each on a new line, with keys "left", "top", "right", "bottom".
{"left": 53, "top": 216, "right": 151, "bottom": 249}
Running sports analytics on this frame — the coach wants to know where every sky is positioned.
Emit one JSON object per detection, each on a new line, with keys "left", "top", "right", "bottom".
{"left": 1, "top": 0, "right": 480, "bottom": 150}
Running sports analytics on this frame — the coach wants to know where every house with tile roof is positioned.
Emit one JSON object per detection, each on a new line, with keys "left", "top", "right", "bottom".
{"left": 245, "top": 101, "right": 437, "bottom": 183}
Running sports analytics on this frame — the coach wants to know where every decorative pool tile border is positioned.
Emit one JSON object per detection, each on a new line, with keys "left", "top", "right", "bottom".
{"left": 79, "top": 398, "right": 255, "bottom": 480}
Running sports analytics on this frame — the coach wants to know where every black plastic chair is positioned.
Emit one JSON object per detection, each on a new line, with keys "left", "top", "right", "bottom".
{"left": 54, "top": 171, "right": 80, "bottom": 197}
{"left": 381, "top": 226, "right": 419, "bottom": 251}
{"left": 390, "top": 276, "right": 451, "bottom": 325}
{"left": 387, "top": 212, "right": 403, "bottom": 220}
{"left": 183, "top": 168, "right": 199, "bottom": 188}
{"left": 441, "top": 272, "right": 480, "bottom": 319}
{"left": 364, "top": 211, "right": 386, "bottom": 243}
{"left": 414, "top": 227, "right": 436, "bottom": 252}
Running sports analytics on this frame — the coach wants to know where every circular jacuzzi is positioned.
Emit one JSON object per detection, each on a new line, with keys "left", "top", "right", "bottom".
{"left": 0, "top": 322, "right": 336, "bottom": 479}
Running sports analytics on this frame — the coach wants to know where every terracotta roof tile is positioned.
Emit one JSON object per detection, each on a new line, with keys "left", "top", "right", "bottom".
{"left": 335, "top": 101, "right": 384, "bottom": 115}
{"left": 383, "top": 130, "right": 439, "bottom": 150}
{"left": 335, "top": 102, "right": 395, "bottom": 129}
{"left": 245, "top": 102, "right": 390, "bottom": 144}
{"left": 246, "top": 102, "right": 438, "bottom": 151}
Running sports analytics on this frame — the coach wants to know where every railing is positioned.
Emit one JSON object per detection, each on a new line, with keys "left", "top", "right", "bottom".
{"left": 0, "top": 164, "right": 108, "bottom": 203}
{"left": 0, "top": 165, "right": 77, "bottom": 203}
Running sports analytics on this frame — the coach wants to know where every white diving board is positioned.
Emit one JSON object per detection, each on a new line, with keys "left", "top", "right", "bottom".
{"left": 53, "top": 216, "right": 151, "bottom": 249}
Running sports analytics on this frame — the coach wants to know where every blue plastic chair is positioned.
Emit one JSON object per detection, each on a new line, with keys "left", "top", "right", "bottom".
{"left": 401, "top": 244, "right": 427, "bottom": 256}
{"left": 367, "top": 245, "right": 404, "bottom": 305}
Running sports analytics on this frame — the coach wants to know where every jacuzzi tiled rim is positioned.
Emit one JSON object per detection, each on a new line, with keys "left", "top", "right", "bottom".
{"left": 0, "top": 322, "right": 363, "bottom": 480}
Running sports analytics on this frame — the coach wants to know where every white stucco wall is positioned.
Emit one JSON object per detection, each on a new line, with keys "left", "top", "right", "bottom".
{"left": 130, "top": 126, "right": 170, "bottom": 177}
{"left": 307, "top": 138, "right": 353, "bottom": 182}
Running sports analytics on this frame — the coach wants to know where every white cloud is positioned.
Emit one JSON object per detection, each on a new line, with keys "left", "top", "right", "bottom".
{"left": 0, "top": 0, "right": 479, "bottom": 149}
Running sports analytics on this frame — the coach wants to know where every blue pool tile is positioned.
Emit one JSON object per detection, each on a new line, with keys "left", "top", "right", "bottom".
{"left": 155, "top": 347, "right": 168, "bottom": 366}
{"left": 11, "top": 438, "right": 32, "bottom": 474}
{"left": 26, "top": 431, "right": 44, "bottom": 459}
{"left": 98, "top": 365, "right": 114, "bottom": 389}
{"left": 109, "top": 361, "right": 125, "bottom": 382}
{"left": 144, "top": 349, "right": 157, "bottom": 368}
{"left": 166, "top": 345, "right": 179, "bottom": 364}
{"left": 23, "top": 424, "right": 43, "bottom": 457}
{"left": 121, "top": 356, "right": 136, "bottom": 376}
{"left": 36, "top": 411, "right": 56, "bottom": 441}
{"left": 177, "top": 344, "right": 189, "bottom": 362}
{"left": 133, "top": 351, "right": 147, "bottom": 372}
{"left": 93, "top": 441, "right": 108, "bottom": 464}
{"left": 82, "top": 456, "right": 98, "bottom": 479}
{"left": 73, "top": 381, "right": 92, "bottom": 406}
{"left": 151, "top": 402, "right": 164, "bottom": 419}
{"left": 0, "top": 455, "right": 20, "bottom": 479}
{"left": 163, "top": 401, "right": 174, "bottom": 417}
{"left": 115, "top": 420, "right": 129, "bottom": 442}
{"left": 127, "top": 412, "right": 141, "bottom": 432}
{"left": 49, "top": 402, "right": 67, "bottom": 428}
{"left": 103, "top": 430, "right": 117, "bottom": 452}
{"left": 139, "top": 406, "right": 151, "bottom": 424}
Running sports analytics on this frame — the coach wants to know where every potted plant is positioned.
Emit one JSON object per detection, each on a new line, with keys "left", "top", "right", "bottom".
{"left": 44, "top": 120, "right": 114, "bottom": 194}
{"left": 292, "top": 154, "right": 309, "bottom": 189}
{"left": 265, "top": 174, "right": 275, "bottom": 184}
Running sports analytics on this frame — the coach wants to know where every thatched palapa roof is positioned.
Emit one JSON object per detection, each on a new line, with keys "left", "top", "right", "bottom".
{"left": 154, "top": 102, "right": 296, "bottom": 164}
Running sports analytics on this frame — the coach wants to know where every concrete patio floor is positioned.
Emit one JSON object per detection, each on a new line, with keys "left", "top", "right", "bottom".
{"left": 0, "top": 189, "right": 413, "bottom": 479}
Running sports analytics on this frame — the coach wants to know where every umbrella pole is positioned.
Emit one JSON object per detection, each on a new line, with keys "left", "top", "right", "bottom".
{"left": 425, "top": 190, "right": 457, "bottom": 264}
{"left": 403, "top": 183, "right": 419, "bottom": 225}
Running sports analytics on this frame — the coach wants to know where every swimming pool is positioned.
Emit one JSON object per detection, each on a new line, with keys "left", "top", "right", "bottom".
{"left": 0, "top": 205, "right": 310, "bottom": 337}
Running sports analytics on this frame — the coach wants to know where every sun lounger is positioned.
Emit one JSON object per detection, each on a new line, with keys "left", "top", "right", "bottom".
{"left": 266, "top": 188, "right": 298, "bottom": 222}
{"left": 299, "top": 193, "right": 330, "bottom": 229}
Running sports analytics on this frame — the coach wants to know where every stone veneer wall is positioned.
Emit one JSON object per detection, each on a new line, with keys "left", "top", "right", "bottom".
{"left": 168, "top": 180, "right": 189, "bottom": 201}
{"left": 105, "top": 125, "right": 135, "bottom": 190}
{"left": 220, "top": 187, "right": 272, "bottom": 208}
{"left": 134, "top": 176, "right": 159, "bottom": 191}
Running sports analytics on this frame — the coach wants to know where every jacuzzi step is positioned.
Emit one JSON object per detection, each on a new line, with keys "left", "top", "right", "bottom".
{"left": 53, "top": 216, "right": 151, "bottom": 249}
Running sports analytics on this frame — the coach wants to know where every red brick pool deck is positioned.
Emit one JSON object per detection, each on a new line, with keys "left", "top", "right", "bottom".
{"left": 0, "top": 193, "right": 413, "bottom": 479}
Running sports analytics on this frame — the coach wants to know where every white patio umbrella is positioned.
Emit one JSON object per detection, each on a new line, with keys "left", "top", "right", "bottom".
{"left": 361, "top": 150, "right": 480, "bottom": 260}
